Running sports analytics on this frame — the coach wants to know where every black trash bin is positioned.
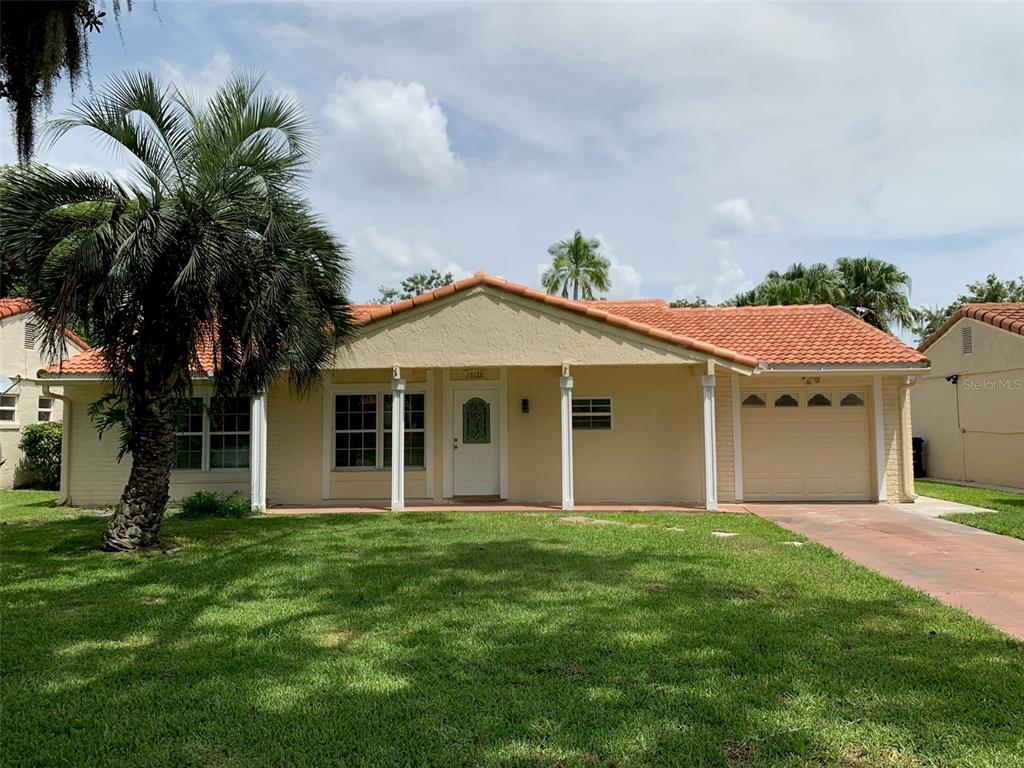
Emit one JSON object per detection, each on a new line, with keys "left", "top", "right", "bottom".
{"left": 912, "top": 436, "right": 925, "bottom": 478}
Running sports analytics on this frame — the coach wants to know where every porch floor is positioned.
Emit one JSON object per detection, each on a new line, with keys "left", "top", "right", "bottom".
{"left": 266, "top": 501, "right": 750, "bottom": 515}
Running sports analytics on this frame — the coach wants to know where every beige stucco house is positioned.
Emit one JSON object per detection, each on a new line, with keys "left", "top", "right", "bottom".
{"left": 38, "top": 273, "right": 929, "bottom": 510}
{"left": 1, "top": 299, "right": 89, "bottom": 488}
{"left": 912, "top": 303, "right": 1024, "bottom": 489}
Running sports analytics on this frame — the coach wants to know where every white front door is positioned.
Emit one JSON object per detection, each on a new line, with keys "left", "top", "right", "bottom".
{"left": 453, "top": 389, "right": 500, "bottom": 496}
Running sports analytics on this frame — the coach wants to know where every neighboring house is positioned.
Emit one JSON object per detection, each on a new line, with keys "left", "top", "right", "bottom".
{"left": 913, "top": 303, "right": 1024, "bottom": 490}
{"left": 0, "top": 298, "right": 89, "bottom": 489}
{"left": 38, "top": 272, "right": 928, "bottom": 510}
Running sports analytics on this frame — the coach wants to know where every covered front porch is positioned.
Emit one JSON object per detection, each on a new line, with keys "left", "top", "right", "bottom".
{"left": 250, "top": 361, "right": 733, "bottom": 513}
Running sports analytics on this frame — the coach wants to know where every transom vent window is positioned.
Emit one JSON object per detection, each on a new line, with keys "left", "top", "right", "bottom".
{"left": 840, "top": 392, "right": 866, "bottom": 407}
{"left": 172, "top": 396, "right": 251, "bottom": 471}
{"left": 0, "top": 394, "right": 17, "bottom": 422}
{"left": 334, "top": 391, "right": 426, "bottom": 470}
{"left": 572, "top": 397, "right": 612, "bottom": 430}
{"left": 807, "top": 392, "right": 832, "bottom": 407}
{"left": 774, "top": 393, "right": 799, "bottom": 407}
{"left": 741, "top": 393, "right": 766, "bottom": 407}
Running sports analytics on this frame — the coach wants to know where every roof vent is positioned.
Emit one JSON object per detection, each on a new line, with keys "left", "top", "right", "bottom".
{"left": 23, "top": 321, "right": 36, "bottom": 350}
{"left": 961, "top": 326, "right": 973, "bottom": 355}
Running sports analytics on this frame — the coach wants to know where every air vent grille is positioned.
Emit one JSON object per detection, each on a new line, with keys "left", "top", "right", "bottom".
{"left": 23, "top": 321, "right": 36, "bottom": 350}
{"left": 961, "top": 325, "right": 973, "bottom": 355}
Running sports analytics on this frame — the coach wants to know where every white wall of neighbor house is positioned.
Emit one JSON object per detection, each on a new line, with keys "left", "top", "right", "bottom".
{"left": 0, "top": 312, "right": 84, "bottom": 488}
{"left": 912, "top": 318, "right": 1024, "bottom": 489}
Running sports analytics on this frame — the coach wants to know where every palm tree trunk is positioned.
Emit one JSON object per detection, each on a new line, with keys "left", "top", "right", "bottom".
{"left": 101, "top": 390, "right": 177, "bottom": 552}
{"left": 573, "top": 282, "right": 579, "bottom": 301}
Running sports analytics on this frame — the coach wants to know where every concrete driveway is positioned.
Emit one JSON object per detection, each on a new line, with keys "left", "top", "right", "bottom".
{"left": 746, "top": 498, "right": 1024, "bottom": 640}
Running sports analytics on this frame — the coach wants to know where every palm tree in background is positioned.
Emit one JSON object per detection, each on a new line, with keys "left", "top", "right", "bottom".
{"left": 834, "top": 256, "right": 915, "bottom": 333}
{"left": 731, "top": 256, "right": 914, "bottom": 334}
{"left": 0, "top": 70, "right": 353, "bottom": 551}
{"left": 541, "top": 230, "right": 612, "bottom": 300}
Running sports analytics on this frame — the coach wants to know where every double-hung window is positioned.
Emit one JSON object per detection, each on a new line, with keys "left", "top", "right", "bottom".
{"left": 172, "top": 395, "right": 251, "bottom": 471}
{"left": 334, "top": 391, "right": 426, "bottom": 470}
{"left": 0, "top": 394, "right": 17, "bottom": 422}
{"left": 37, "top": 397, "right": 54, "bottom": 422}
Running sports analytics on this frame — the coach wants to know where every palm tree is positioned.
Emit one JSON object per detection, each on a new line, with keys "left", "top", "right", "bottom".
{"left": 541, "top": 230, "right": 611, "bottom": 300}
{"left": 740, "top": 262, "right": 843, "bottom": 306}
{"left": 0, "top": 71, "right": 353, "bottom": 551}
{"left": 835, "top": 256, "right": 914, "bottom": 333}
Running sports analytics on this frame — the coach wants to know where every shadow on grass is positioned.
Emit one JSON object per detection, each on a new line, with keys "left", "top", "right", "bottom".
{"left": 1, "top": 512, "right": 1021, "bottom": 767}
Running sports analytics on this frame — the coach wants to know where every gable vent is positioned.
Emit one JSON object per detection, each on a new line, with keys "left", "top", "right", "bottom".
{"left": 961, "top": 325, "right": 973, "bottom": 355}
{"left": 23, "top": 321, "right": 36, "bottom": 350}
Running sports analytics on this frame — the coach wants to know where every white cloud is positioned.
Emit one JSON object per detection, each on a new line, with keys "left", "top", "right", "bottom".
{"left": 325, "top": 76, "right": 462, "bottom": 187}
{"left": 709, "top": 198, "right": 781, "bottom": 240}
{"left": 352, "top": 226, "right": 469, "bottom": 298}
{"left": 161, "top": 51, "right": 234, "bottom": 100}
{"left": 707, "top": 240, "right": 752, "bottom": 303}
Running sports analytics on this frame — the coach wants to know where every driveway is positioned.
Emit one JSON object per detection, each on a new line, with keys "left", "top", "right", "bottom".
{"left": 747, "top": 499, "right": 1024, "bottom": 640}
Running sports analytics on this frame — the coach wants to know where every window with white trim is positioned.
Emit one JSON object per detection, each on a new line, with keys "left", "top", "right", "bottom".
{"left": 37, "top": 397, "right": 54, "bottom": 421}
{"left": 210, "top": 397, "right": 251, "bottom": 469}
{"left": 572, "top": 397, "right": 612, "bottom": 430}
{"left": 172, "top": 395, "right": 251, "bottom": 471}
{"left": 384, "top": 392, "right": 426, "bottom": 469}
{"left": 173, "top": 398, "right": 205, "bottom": 470}
{"left": 0, "top": 394, "right": 17, "bottom": 422}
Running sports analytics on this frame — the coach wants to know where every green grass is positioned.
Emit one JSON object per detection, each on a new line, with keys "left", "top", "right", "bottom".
{"left": 917, "top": 479, "right": 1024, "bottom": 540}
{"left": 2, "top": 491, "right": 1022, "bottom": 767}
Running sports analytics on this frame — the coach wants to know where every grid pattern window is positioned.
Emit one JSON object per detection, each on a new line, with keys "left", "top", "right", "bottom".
{"left": 37, "top": 397, "right": 54, "bottom": 421}
{"left": 383, "top": 393, "right": 426, "bottom": 469}
{"left": 173, "top": 398, "right": 205, "bottom": 470}
{"left": 210, "top": 397, "right": 251, "bottom": 469}
{"left": 0, "top": 394, "right": 17, "bottom": 422}
{"left": 335, "top": 394, "right": 378, "bottom": 468}
{"left": 572, "top": 397, "right": 612, "bottom": 430}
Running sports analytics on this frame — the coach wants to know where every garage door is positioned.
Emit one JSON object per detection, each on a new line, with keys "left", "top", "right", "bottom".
{"left": 741, "top": 389, "right": 871, "bottom": 501}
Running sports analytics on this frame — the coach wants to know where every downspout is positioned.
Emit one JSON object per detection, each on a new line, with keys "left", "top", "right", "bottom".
{"left": 900, "top": 376, "right": 919, "bottom": 501}
{"left": 42, "top": 384, "right": 71, "bottom": 506}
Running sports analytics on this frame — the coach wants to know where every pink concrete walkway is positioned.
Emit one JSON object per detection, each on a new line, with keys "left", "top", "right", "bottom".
{"left": 747, "top": 502, "right": 1024, "bottom": 640}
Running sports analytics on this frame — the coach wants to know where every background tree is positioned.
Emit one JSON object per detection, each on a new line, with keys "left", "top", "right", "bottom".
{"left": 0, "top": 1, "right": 140, "bottom": 162}
{"left": 669, "top": 296, "right": 710, "bottom": 308}
{"left": 731, "top": 256, "right": 914, "bottom": 334}
{"left": 541, "top": 230, "right": 611, "bottom": 300}
{"left": 376, "top": 269, "right": 453, "bottom": 303}
{"left": 0, "top": 70, "right": 353, "bottom": 552}
{"left": 913, "top": 273, "right": 1024, "bottom": 341}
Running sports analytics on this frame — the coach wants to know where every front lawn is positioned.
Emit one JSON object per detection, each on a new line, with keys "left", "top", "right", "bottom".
{"left": 1, "top": 491, "right": 1021, "bottom": 767}
{"left": 917, "top": 479, "right": 1024, "bottom": 540}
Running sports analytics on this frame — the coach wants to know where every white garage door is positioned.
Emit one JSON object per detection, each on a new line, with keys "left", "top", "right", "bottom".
{"left": 741, "top": 389, "right": 872, "bottom": 501}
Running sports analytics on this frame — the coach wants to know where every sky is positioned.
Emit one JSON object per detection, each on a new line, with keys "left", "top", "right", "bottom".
{"left": 2, "top": 1, "right": 1022, "bottom": 313}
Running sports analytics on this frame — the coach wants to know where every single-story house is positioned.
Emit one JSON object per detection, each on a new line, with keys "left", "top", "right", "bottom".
{"left": 38, "top": 272, "right": 930, "bottom": 510}
{"left": 1, "top": 298, "right": 89, "bottom": 488}
{"left": 912, "top": 303, "right": 1024, "bottom": 489}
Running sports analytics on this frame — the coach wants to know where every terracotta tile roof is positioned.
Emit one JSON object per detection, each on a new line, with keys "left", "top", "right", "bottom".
{"left": 918, "top": 302, "right": 1024, "bottom": 352}
{"left": 40, "top": 270, "right": 928, "bottom": 376}
{"left": 0, "top": 298, "right": 90, "bottom": 351}
{"left": 41, "top": 334, "right": 216, "bottom": 377}
{"left": 581, "top": 301, "right": 928, "bottom": 366}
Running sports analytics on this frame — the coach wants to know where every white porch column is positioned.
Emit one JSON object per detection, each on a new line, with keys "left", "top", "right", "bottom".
{"left": 701, "top": 373, "right": 718, "bottom": 511}
{"left": 559, "top": 366, "right": 575, "bottom": 510}
{"left": 872, "top": 375, "right": 887, "bottom": 502}
{"left": 391, "top": 367, "right": 406, "bottom": 512}
{"left": 250, "top": 393, "right": 267, "bottom": 512}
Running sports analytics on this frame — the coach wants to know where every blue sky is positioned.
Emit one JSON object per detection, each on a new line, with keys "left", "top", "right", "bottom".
{"left": 2, "top": 1, "right": 1021, "bottom": 310}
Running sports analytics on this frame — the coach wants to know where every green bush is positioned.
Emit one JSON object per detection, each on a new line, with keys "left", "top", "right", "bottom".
{"left": 179, "top": 490, "right": 253, "bottom": 519}
{"left": 18, "top": 422, "right": 62, "bottom": 490}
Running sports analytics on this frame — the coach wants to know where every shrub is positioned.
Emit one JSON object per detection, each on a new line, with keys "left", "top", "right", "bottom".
{"left": 179, "top": 490, "right": 254, "bottom": 519}
{"left": 18, "top": 422, "right": 62, "bottom": 490}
